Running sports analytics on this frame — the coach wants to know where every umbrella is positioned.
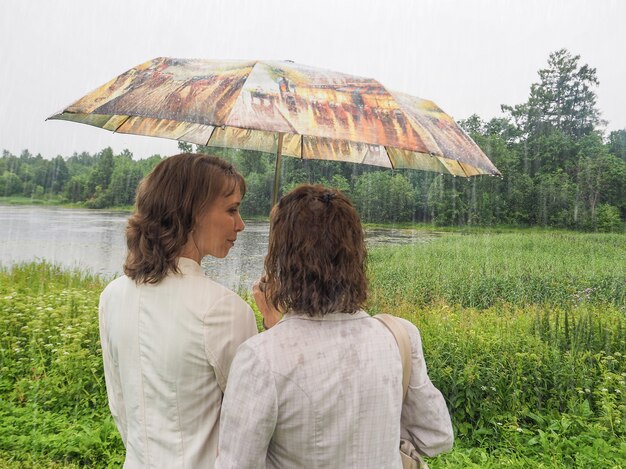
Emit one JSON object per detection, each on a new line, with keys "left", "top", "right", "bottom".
{"left": 48, "top": 57, "right": 500, "bottom": 205}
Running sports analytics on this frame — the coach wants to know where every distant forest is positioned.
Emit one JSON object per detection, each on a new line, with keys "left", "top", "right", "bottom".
{"left": 1, "top": 49, "right": 625, "bottom": 231}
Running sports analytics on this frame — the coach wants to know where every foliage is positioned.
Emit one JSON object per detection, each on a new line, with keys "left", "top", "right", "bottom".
{"left": 0, "top": 263, "right": 123, "bottom": 467}
{"left": 396, "top": 304, "right": 626, "bottom": 469}
{"left": 502, "top": 49, "right": 602, "bottom": 141}
{"left": 595, "top": 204, "right": 624, "bottom": 233}
{"left": 609, "top": 129, "right": 626, "bottom": 162}
{"left": 353, "top": 171, "right": 416, "bottom": 223}
{"left": 367, "top": 232, "right": 626, "bottom": 468}
{"left": 368, "top": 231, "right": 626, "bottom": 309}
{"left": 1, "top": 230, "right": 625, "bottom": 467}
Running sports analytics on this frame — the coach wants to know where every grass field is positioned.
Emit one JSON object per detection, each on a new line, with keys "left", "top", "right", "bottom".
{"left": 0, "top": 231, "right": 624, "bottom": 467}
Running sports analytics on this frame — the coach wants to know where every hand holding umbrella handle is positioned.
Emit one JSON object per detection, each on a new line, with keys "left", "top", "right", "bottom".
{"left": 252, "top": 277, "right": 282, "bottom": 329}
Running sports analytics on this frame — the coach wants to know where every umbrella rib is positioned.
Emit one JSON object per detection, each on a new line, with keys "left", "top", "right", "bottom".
{"left": 271, "top": 105, "right": 299, "bottom": 134}
{"left": 459, "top": 162, "right": 470, "bottom": 177}
{"left": 384, "top": 146, "right": 396, "bottom": 170}
{"left": 111, "top": 115, "right": 131, "bottom": 134}
{"left": 202, "top": 125, "right": 218, "bottom": 147}
{"left": 219, "top": 60, "right": 260, "bottom": 127}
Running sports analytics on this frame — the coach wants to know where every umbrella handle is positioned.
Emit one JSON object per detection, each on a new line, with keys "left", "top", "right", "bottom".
{"left": 271, "top": 133, "right": 284, "bottom": 207}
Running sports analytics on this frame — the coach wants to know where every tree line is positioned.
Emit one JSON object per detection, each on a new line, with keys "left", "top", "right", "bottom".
{"left": 1, "top": 49, "right": 625, "bottom": 231}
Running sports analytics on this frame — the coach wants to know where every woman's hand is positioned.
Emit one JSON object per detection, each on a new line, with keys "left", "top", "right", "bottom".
{"left": 252, "top": 277, "right": 282, "bottom": 329}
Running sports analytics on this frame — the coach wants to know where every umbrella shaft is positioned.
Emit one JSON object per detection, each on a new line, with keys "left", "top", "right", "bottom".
{"left": 272, "top": 133, "right": 284, "bottom": 207}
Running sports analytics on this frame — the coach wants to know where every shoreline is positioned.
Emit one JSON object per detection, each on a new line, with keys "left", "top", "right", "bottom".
{"left": 3, "top": 198, "right": 612, "bottom": 234}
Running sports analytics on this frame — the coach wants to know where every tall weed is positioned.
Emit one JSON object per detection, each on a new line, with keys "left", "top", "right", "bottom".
{"left": 368, "top": 232, "right": 626, "bottom": 309}
{"left": 1, "top": 231, "right": 625, "bottom": 467}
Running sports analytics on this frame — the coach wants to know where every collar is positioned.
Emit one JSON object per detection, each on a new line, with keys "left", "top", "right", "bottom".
{"left": 176, "top": 257, "right": 205, "bottom": 277}
{"left": 281, "top": 309, "right": 370, "bottom": 322}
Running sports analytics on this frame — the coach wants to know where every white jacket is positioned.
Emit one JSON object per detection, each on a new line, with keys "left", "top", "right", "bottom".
{"left": 216, "top": 310, "right": 453, "bottom": 469}
{"left": 99, "top": 257, "right": 258, "bottom": 468}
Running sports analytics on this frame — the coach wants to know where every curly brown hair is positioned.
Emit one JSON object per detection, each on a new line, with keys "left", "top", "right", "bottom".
{"left": 124, "top": 153, "right": 245, "bottom": 284}
{"left": 264, "top": 184, "right": 367, "bottom": 317}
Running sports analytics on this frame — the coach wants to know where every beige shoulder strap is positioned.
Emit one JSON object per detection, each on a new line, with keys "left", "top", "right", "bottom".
{"left": 374, "top": 313, "right": 411, "bottom": 399}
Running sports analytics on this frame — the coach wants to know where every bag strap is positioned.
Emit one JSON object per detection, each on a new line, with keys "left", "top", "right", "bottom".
{"left": 374, "top": 314, "right": 411, "bottom": 399}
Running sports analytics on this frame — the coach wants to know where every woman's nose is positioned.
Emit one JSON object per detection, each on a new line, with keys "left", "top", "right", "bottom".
{"left": 236, "top": 213, "right": 245, "bottom": 232}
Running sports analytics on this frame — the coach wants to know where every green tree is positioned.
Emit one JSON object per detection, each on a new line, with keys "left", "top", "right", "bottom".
{"left": 608, "top": 129, "right": 626, "bottom": 162}
{"left": 64, "top": 175, "right": 89, "bottom": 203}
{"left": 138, "top": 154, "right": 164, "bottom": 175}
{"left": 595, "top": 204, "right": 623, "bottom": 232}
{"left": 503, "top": 49, "right": 602, "bottom": 140}
{"left": 48, "top": 155, "right": 70, "bottom": 194}
{"left": 108, "top": 157, "right": 144, "bottom": 206}
{"left": 87, "top": 147, "right": 114, "bottom": 197}
{"left": 241, "top": 171, "right": 272, "bottom": 217}
{"left": 177, "top": 141, "right": 193, "bottom": 153}
{"left": 354, "top": 171, "right": 416, "bottom": 223}
{"left": 0, "top": 171, "right": 23, "bottom": 196}
{"left": 578, "top": 152, "right": 626, "bottom": 223}
{"left": 535, "top": 171, "right": 576, "bottom": 228}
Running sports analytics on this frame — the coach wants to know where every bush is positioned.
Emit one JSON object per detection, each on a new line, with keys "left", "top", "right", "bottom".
{"left": 595, "top": 204, "right": 623, "bottom": 232}
{"left": 2, "top": 230, "right": 626, "bottom": 467}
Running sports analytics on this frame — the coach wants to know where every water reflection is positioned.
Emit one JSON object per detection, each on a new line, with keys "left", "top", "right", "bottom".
{"left": 0, "top": 206, "right": 128, "bottom": 279}
{"left": 0, "top": 205, "right": 437, "bottom": 291}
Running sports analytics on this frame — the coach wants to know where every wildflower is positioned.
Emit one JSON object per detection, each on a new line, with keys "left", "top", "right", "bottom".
{"left": 491, "top": 387, "right": 496, "bottom": 392}
{"left": 616, "top": 390, "right": 621, "bottom": 394}
{"left": 481, "top": 386, "right": 487, "bottom": 391}
{"left": 497, "top": 422, "right": 503, "bottom": 426}
{"left": 601, "top": 388, "right": 608, "bottom": 392}
{"left": 585, "top": 388, "right": 591, "bottom": 393}
{"left": 516, "top": 427, "right": 523, "bottom": 433}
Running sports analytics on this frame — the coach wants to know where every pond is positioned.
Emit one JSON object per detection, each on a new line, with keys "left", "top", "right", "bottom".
{"left": 0, "top": 205, "right": 438, "bottom": 291}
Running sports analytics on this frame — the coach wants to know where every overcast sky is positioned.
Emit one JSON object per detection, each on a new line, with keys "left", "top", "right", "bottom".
{"left": 1, "top": 0, "right": 624, "bottom": 159}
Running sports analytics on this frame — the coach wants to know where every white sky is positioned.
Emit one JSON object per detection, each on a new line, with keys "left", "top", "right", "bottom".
{"left": 1, "top": 0, "right": 624, "bottom": 159}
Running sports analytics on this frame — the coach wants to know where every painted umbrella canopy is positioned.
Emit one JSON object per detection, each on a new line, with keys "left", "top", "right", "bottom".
{"left": 49, "top": 58, "right": 500, "bottom": 194}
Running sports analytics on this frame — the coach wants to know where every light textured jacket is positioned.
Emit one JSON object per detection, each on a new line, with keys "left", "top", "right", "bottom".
{"left": 98, "top": 257, "right": 258, "bottom": 469}
{"left": 216, "top": 310, "right": 454, "bottom": 469}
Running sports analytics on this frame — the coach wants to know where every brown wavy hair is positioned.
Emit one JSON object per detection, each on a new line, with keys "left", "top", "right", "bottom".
{"left": 264, "top": 184, "right": 367, "bottom": 317}
{"left": 124, "top": 153, "right": 245, "bottom": 284}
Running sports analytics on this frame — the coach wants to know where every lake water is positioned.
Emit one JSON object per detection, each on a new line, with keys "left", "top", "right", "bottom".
{"left": 0, "top": 205, "right": 437, "bottom": 291}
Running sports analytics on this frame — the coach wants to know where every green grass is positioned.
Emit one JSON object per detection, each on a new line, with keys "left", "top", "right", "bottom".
{"left": 391, "top": 303, "right": 626, "bottom": 468}
{"left": 1, "top": 231, "right": 625, "bottom": 467}
{"left": 368, "top": 231, "right": 626, "bottom": 309}
{"left": 0, "top": 197, "right": 133, "bottom": 211}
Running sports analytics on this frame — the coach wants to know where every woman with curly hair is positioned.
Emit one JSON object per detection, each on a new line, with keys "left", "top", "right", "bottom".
{"left": 98, "top": 153, "right": 257, "bottom": 469}
{"left": 216, "top": 184, "right": 453, "bottom": 469}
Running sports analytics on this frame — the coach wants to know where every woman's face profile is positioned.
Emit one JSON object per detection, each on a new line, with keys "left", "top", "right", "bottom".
{"left": 193, "top": 187, "right": 245, "bottom": 259}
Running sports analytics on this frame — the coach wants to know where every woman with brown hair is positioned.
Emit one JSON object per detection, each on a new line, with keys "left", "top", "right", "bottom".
{"left": 98, "top": 153, "right": 257, "bottom": 469}
{"left": 216, "top": 184, "right": 453, "bottom": 468}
